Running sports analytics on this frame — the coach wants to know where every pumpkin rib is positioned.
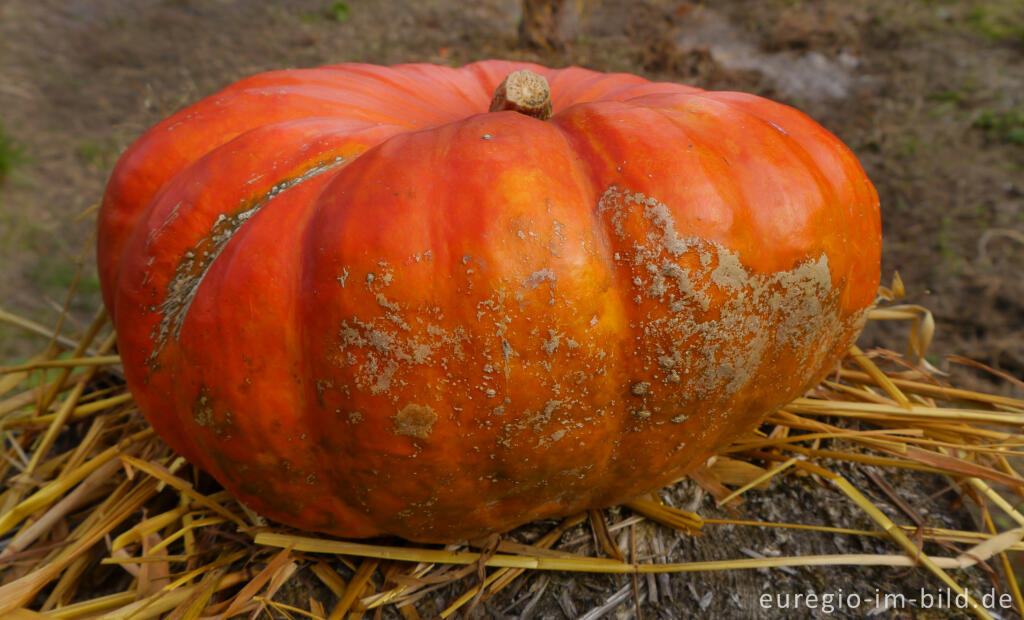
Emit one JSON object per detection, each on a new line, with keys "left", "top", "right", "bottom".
{"left": 554, "top": 98, "right": 747, "bottom": 254}
{"left": 647, "top": 95, "right": 831, "bottom": 274}
{"left": 112, "top": 119, "right": 398, "bottom": 347}
{"left": 183, "top": 162, "right": 381, "bottom": 537}
{"left": 234, "top": 80, "right": 466, "bottom": 126}
{"left": 666, "top": 98, "right": 826, "bottom": 273}
{"left": 650, "top": 98, "right": 764, "bottom": 266}
{"left": 544, "top": 117, "right": 645, "bottom": 491}
{"left": 547, "top": 120, "right": 635, "bottom": 514}
{"left": 112, "top": 145, "right": 320, "bottom": 474}
{"left": 209, "top": 66, "right": 470, "bottom": 128}
{"left": 230, "top": 85, "right": 443, "bottom": 126}
{"left": 549, "top": 104, "right": 715, "bottom": 503}
{"left": 111, "top": 119, "right": 405, "bottom": 496}
{"left": 545, "top": 67, "right": 668, "bottom": 111}
{"left": 99, "top": 106, "right": 391, "bottom": 316}
{"left": 147, "top": 157, "right": 349, "bottom": 362}
{"left": 320, "top": 63, "right": 494, "bottom": 122}
{"left": 296, "top": 149, "right": 408, "bottom": 538}
{"left": 695, "top": 92, "right": 880, "bottom": 311}
{"left": 435, "top": 61, "right": 532, "bottom": 113}
{"left": 723, "top": 97, "right": 857, "bottom": 294}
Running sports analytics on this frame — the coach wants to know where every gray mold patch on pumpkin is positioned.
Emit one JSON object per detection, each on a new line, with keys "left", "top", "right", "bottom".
{"left": 597, "top": 185, "right": 851, "bottom": 404}
{"left": 148, "top": 156, "right": 348, "bottom": 364}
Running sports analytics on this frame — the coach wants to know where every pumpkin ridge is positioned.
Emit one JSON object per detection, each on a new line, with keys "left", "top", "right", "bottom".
{"left": 149, "top": 154, "right": 349, "bottom": 363}
{"left": 184, "top": 168, "right": 379, "bottom": 536}
{"left": 583, "top": 177, "right": 855, "bottom": 497}
{"left": 232, "top": 82, "right": 450, "bottom": 126}
{"left": 101, "top": 113, "right": 368, "bottom": 318}
{"left": 320, "top": 63, "right": 489, "bottom": 122}
{"left": 647, "top": 95, "right": 835, "bottom": 272}
{"left": 545, "top": 68, "right": 656, "bottom": 111}
{"left": 641, "top": 100, "right": 757, "bottom": 254}
{"left": 665, "top": 93, "right": 879, "bottom": 310}
{"left": 693, "top": 93, "right": 847, "bottom": 252}
{"left": 696, "top": 93, "right": 881, "bottom": 310}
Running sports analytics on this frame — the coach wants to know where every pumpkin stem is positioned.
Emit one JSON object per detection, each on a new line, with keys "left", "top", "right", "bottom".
{"left": 489, "top": 70, "right": 552, "bottom": 120}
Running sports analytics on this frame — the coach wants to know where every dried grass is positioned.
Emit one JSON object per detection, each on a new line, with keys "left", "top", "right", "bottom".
{"left": 1, "top": 293, "right": 1022, "bottom": 619}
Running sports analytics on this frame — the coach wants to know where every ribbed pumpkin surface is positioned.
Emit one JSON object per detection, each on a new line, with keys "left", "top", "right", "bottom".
{"left": 98, "top": 60, "right": 880, "bottom": 542}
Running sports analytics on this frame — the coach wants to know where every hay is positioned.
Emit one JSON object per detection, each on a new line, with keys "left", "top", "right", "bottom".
{"left": 1, "top": 292, "right": 1022, "bottom": 619}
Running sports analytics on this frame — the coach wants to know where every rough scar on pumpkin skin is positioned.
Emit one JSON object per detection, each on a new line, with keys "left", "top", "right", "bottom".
{"left": 596, "top": 185, "right": 860, "bottom": 402}
{"left": 392, "top": 404, "right": 438, "bottom": 439}
{"left": 148, "top": 156, "right": 347, "bottom": 365}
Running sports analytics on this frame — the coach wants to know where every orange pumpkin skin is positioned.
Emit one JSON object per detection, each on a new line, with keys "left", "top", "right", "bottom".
{"left": 98, "top": 60, "right": 880, "bottom": 542}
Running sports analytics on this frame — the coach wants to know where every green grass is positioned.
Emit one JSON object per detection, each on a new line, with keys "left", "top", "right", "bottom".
{"left": 326, "top": 2, "right": 350, "bottom": 22}
{"left": 973, "top": 108, "right": 1024, "bottom": 145}
{"left": 964, "top": 5, "right": 1024, "bottom": 42}
{"left": 926, "top": 90, "right": 967, "bottom": 105}
{"left": 26, "top": 254, "right": 102, "bottom": 308}
{"left": 0, "top": 123, "right": 27, "bottom": 187}
{"left": 300, "top": 1, "right": 350, "bottom": 23}
{"left": 893, "top": 133, "right": 921, "bottom": 159}
{"left": 75, "top": 138, "right": 121, "bottom": 169}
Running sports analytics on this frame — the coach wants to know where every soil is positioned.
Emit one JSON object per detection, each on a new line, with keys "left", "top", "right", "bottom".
{"left": 1, "top": 0, "right": 1022, "bottom": 617}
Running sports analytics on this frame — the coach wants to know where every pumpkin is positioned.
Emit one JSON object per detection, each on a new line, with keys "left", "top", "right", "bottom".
{"left": 97, "top": 60, "right": 880, "bottom": 543}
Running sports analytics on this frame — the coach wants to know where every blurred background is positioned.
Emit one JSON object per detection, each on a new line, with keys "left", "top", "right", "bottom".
{"left": 1, "top": 0, "right": 1022, "bottom": 393}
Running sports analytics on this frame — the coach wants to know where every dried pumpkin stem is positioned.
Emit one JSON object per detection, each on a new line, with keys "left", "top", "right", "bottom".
{"left": 489, "top": 70, "right": 552, "bottom": 120}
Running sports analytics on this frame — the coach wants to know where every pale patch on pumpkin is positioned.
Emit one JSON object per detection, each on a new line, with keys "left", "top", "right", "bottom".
{"left": 523, "top": 269, "right": 556, "bottom": 289}
{"left": 392, "top": 404, "right": 437, "bottom": 439}
{"left": 597, "top": 186, "right": 852, "bottom": 405}
{"left": 191, "top": 390, "right": 233, "bottom": 438}
{"left": 148, "top": 156, "right": 348, "bottom": 364}
{"left": 334, "top": 317, "right": 443, "bottom": 394}
{"left": 630, "top": 381, "right": 650, "bottom": 396}
{"left": 330, "top": 310, "right": 483, "bottom": 405}
{"left": 541, "top": 330, "right": 562, "bottom": 354}
{"left": 194, "top": 394, "right": 214, "bottom": 428}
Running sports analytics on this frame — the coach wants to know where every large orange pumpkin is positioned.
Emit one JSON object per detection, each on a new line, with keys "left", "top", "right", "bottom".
{"left": 98, "top": 60, "right": 880, "bottom": 542}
